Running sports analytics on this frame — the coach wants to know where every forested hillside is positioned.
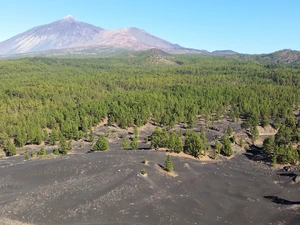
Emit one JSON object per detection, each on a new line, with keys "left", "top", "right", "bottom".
{"left": 0, "top": 54, "right": 299, "bottom": 159}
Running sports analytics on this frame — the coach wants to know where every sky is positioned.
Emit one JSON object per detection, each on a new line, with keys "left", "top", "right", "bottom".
{"left": 0, "top": 0, "right": 299, "bottom": 54}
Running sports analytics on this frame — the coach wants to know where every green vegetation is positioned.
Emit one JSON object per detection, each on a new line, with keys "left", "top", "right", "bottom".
{"left": 5, "top": 140, "right": 17, "bottom": 156}
{"left": 164, "top": 155, "right": 174, "bottom": 172}
{"left": 53, "top": 148, "right": 60, "bottom": 155}
{"left": 184, "top": 132, "right": 205, "bottom": 158}
{"left": 38, "top": 147, "right": 46, "bottom": 156}
{"left": 0, "top": 54, "right": 298, "bottom": 163}
{"left": 221, "top": 135, "right": 233, "bottom": 157}
{"left": 88, "top": 129, "right": 94, "bottom": 142}
{"left": 93, "top": 135, "right": 108, "bottom": 151}
{"left": 214, "top": 140, "right": 221, "bottom": 159}
{"left": 133, "top": 126, "right": 138, "bottom": 139}
{"left": 120, "top": 136, "right": 129, "bottom": 150}
{"left": 140, "top": 168, "right": 147, "bottom": 175}
{"left": 168, "top": 131, "right": 183, "bottom": 153}
{"left": 263, "top": 118, "right": 300, "bottom": 164}
{"left": 227, "top": 125, "right": 233, "bottom": 136}
{"left": 130, "top": 137, "right": 138, "bottom": 150}
{"left": 150, "top": 127, "right": 169, "bottom": 149}
{"left": 24, "top": 153, "right": 29, "bottom": 160}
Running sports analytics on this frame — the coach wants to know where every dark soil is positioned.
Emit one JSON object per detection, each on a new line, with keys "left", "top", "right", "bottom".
{"left": 0, "top": 121, "right": 299, "bottom": 225}
{"left": 0, "top": 147, "right": 299, "bottom": 225}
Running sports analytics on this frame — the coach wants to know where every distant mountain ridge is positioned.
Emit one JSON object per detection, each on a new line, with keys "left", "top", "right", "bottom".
{"left": 0, "top": 15, "right": 234, "bottom": 56}
{"left": 253, "top": 49, "right": 300, "bottom": 63}
{"left": 234, "top": 49, "right": 300, "bottom": 64}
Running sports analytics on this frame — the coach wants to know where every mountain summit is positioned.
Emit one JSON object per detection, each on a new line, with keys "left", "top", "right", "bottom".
{"left": 0, "top": 16, "right": 105, "bottom": 55}
{"left": 0, "top": 16, "right": 187, "bottom": 55}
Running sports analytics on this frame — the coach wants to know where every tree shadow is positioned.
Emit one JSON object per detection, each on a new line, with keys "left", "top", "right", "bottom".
{"left": 277, "top": 172, "right": 297, "bottom": 178}
{"left": 138, "top": 147, "right": 151, "bottom": 150}
{"left": 158, "top": 164, "right": 165, "bottom": 170}
{"left": 264, "top": 196, "right": 300, "bottom": 205}
{"left": 243, "top": 145, "right": 271, "bottom": 163}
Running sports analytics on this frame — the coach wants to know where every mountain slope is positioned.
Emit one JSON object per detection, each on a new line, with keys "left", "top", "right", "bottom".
{"left": 254, "top": 49, "right": 300, "bottom": 63}
{"left": 95, "top": 27, "right": 183, "bottom": 50}
{"left": 0, "top": 15, "right": 104, "bottom": 55}
{"left": 0, "top": 15, "right": 190, "bottom": 55}
{"left": 234, "top": 49, "right": 300, "bottom": 64}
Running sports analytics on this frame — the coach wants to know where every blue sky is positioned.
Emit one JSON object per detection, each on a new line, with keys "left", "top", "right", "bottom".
{"left": 0, "top": 0, "right": 299, "bottom": 54}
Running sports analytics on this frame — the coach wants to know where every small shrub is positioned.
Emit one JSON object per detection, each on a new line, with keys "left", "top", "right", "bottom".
{"left": 141, "top": 168, "right": 147, "bottom": 175}
{"left": 93, "top": 135, "right": 108, "bottom": 151}
{"left": 142, "top": 158, "right": 147, "bottom": 164}
{"left": 38, "top": 147, "right": 46, "bottom": 156}
{"left": 24, "top": 154, "right": 29, "bottom": 160}
{"left": 230, "top": 136, "right": 236, "bottom": 143}
{"left": 60, "top": 147, "right": 68, "bottom": 155}
{"left": 53, "top": 148, "right": 60, "bottom": 155}
{"left": 239, "top": 138, "right": 244, "bottom": 147}
{"left": 30, "top": 151, "right": 35, "bottom": 157}
{"left": 144, "top": 137, "right": 149, "bottom": 143}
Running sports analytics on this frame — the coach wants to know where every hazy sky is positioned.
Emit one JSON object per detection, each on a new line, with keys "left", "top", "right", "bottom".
{"left": 0, "top": 0, "right": 299, "bottom": 54}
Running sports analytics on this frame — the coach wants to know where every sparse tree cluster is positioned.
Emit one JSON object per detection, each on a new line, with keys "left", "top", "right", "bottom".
{"left": 263, "top": 117, "right": 300, "bottom": 165}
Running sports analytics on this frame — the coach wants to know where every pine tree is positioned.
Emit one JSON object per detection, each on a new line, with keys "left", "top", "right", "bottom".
{"left": 15, "top": 127, "right": 26, "bottom": 147}
{"left": 221, "top": 135, "right": 233, "bottom": 156}
{"left": 174, "top": 134, "right": 183, "bottom": 153}
{"left": 5, "top": 140, "right": 17, "bottom": 156}
{"left": 60, "top": 146, "right": 68, "bottom": 155}
{"left": 215, "top": 140, "right": 221, "bottom": 158}
{"left": 250, "top": 126, "right": 259, "bottom": 145}
{"left": 49, "top": 129, "right": 58, "bottom": 145}
{"left": 168, "top": 131, "right": 177, "bottom": 152}
{"left": 151, "top": 127, "right": 164, "bottom": 149}
{"left": 24, "top": 153, "right": 29, "bottom": 160}
{"left": 38, "top": 147, "right": 46, "bottom": 156}
{"left": 43, "top": 130, "right": 49, "bottom": 142}
{"left": 263, "top": 136, "right": 275, "bottom": 155}
{"left": 164, "top": 155, "right": 174, "bottom": 172}
{"left": 53, "top": 148, "right": 60, "bottom": 155}
{"left": 227, "top": 125, "right": 233, "bottom": 136}
{"left": 88, "top": 129, "right": 94, "bottom": 142}
{"left": 93, "top": 135, "right": 108, "bottom": 151}
{"left": 239, "top": 138, "right": 244, "bottom": 147}
{"left": 185, "top": 132, "right": 203, "bottom": 158}
{"left": 120, "top": 136, "right": 129, "bottom": 150}
{"left": 130, "top": 138, "right": 138, "bottom": 150}
{"left": 67, "top": 141, "right": 72, "bottom": 150}
{"left": 133, "top": 126, "right": 138, "bottom": 139}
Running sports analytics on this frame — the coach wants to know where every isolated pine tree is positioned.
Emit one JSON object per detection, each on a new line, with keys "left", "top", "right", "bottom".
{"left": 93, "top": 135, "right": 108, "bottom": 151}
{"left": 164, "top": 155, "right": 174, "bottom": 172}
